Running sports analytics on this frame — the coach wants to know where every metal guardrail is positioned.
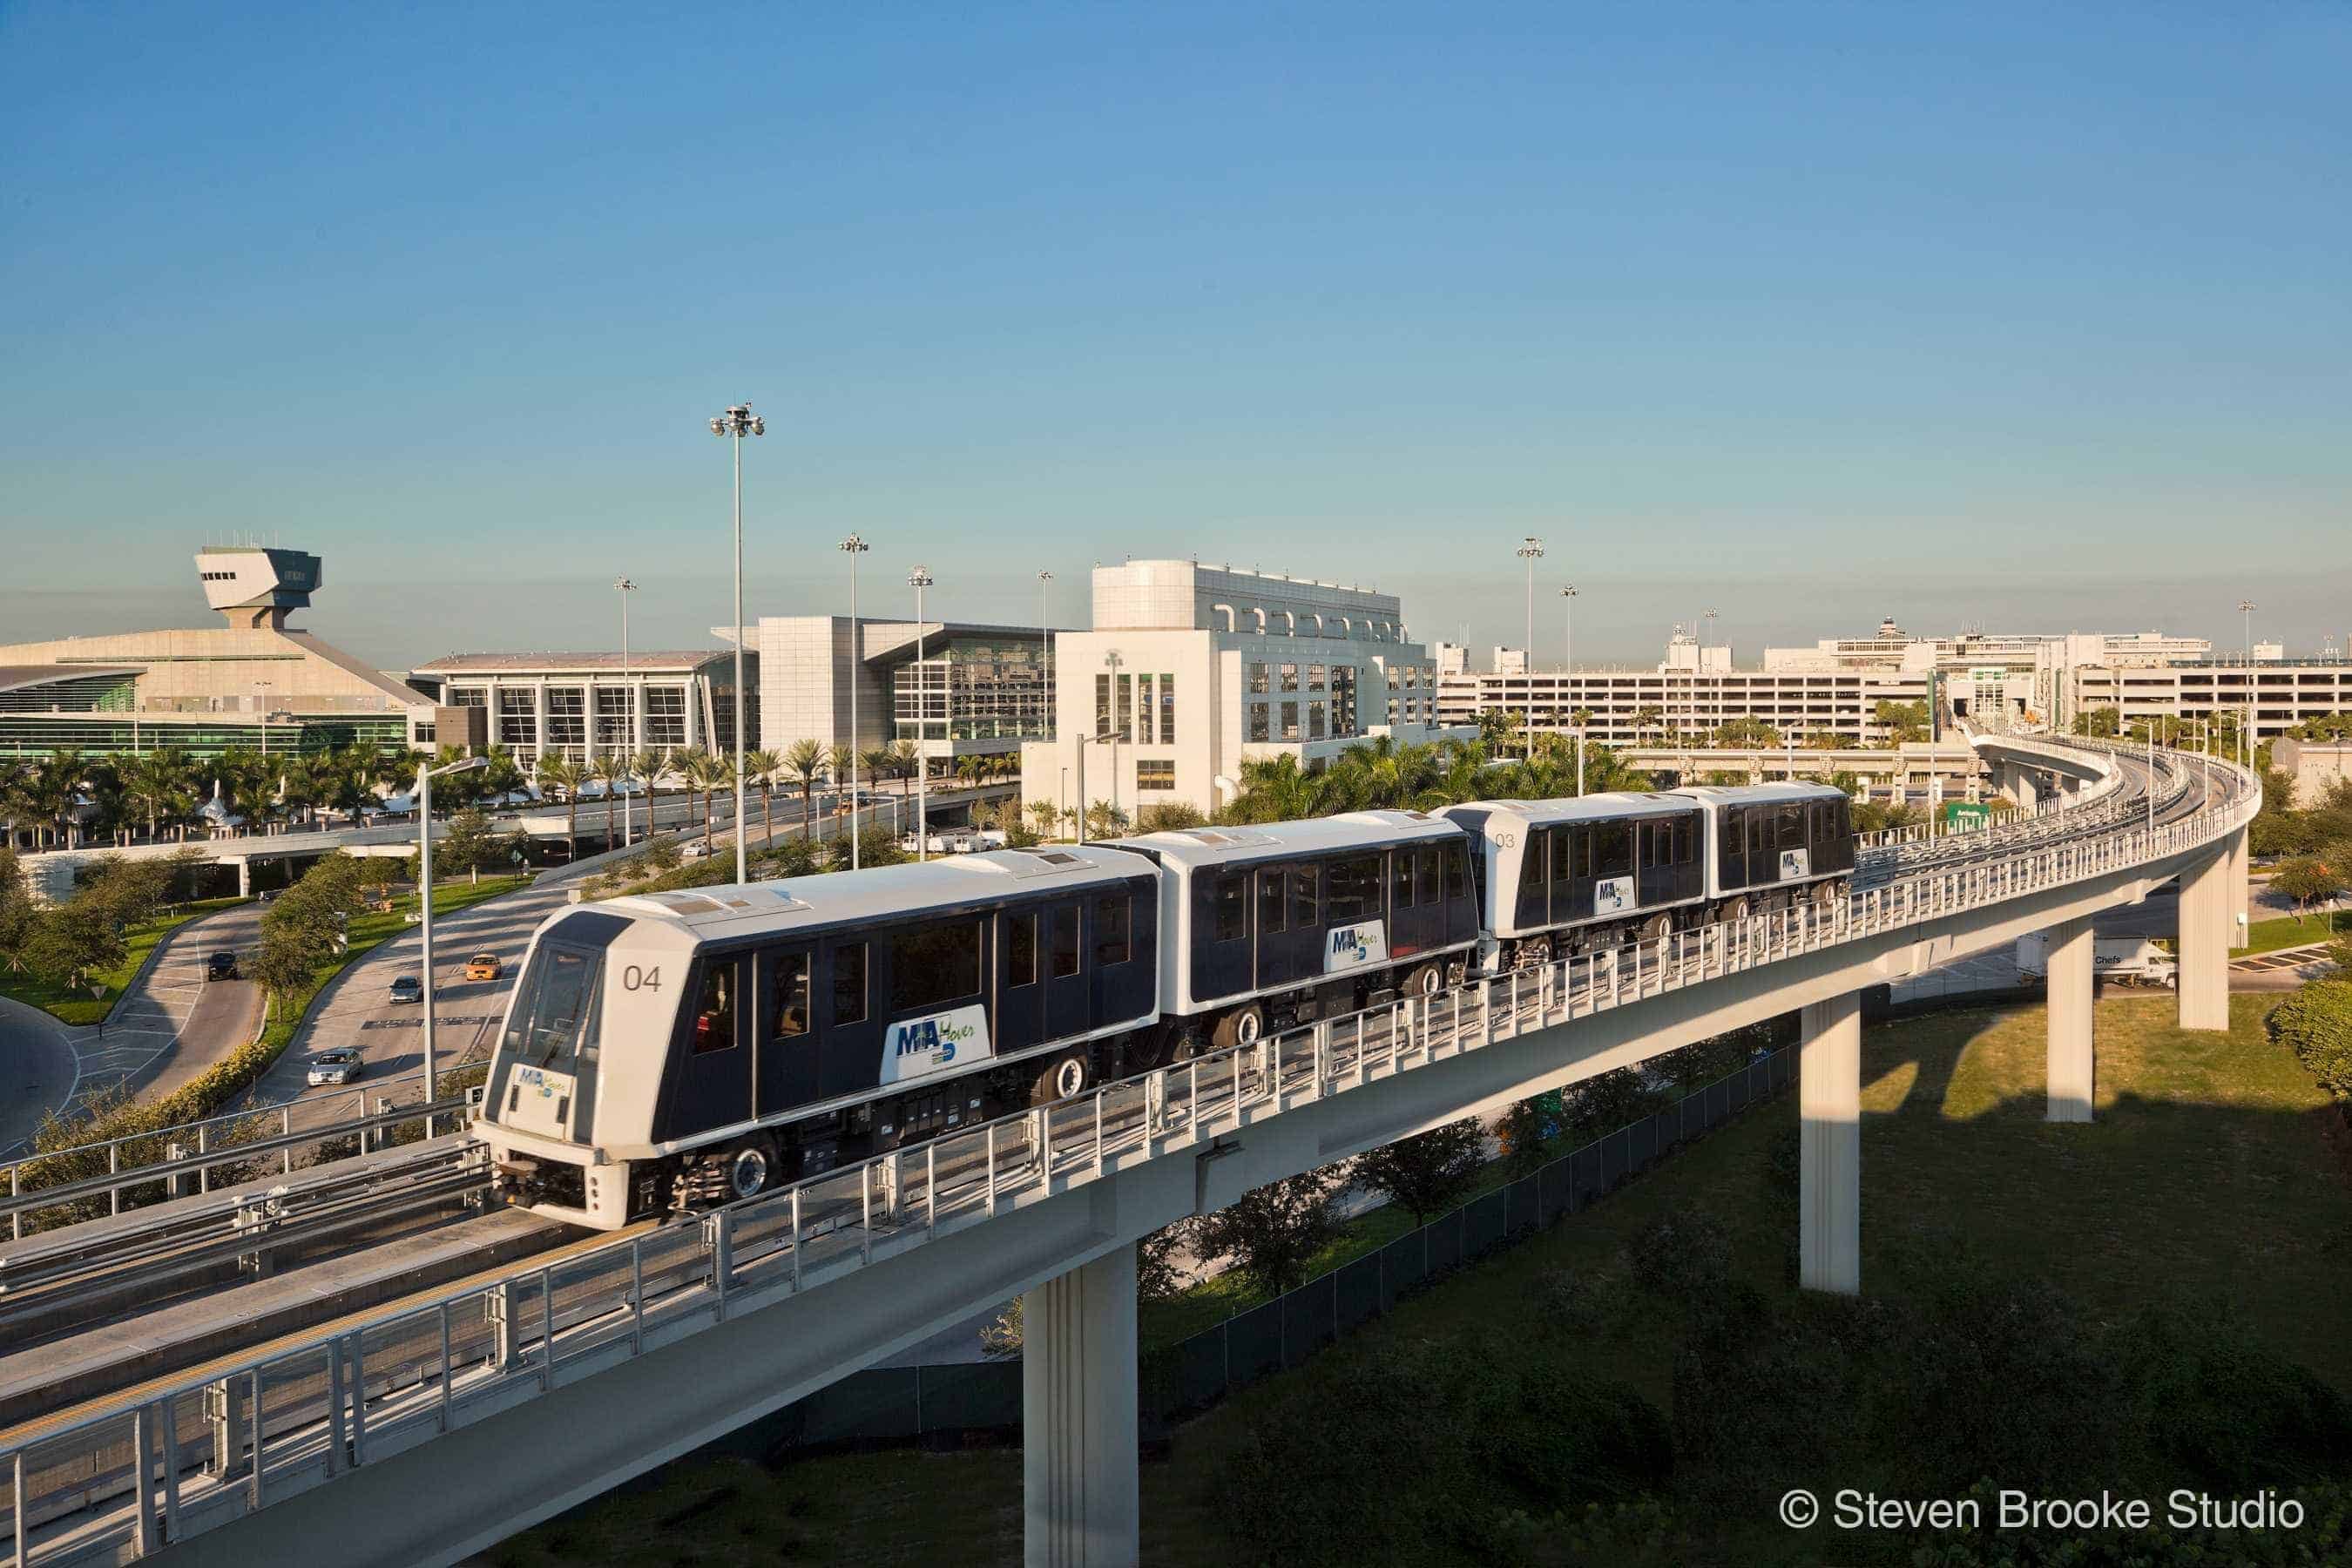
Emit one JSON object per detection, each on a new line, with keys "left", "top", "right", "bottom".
{"left": 0, "top": 1141, "right": 490, "bottom": 1338}
{"left": 0, "top": 741, "right": 2259, "bottom": 1565}
{"left": 3, "top": 1097, "right": 474, "bottom": 1243}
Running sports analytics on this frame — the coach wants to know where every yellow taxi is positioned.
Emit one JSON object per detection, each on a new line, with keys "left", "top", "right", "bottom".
{"left": 463, "top": 952, "right": 503, "bottom": 982}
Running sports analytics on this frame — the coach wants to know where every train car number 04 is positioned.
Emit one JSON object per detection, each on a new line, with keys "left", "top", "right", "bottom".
{"left": 622, "top": 965, "right": 662, "bottom": 992}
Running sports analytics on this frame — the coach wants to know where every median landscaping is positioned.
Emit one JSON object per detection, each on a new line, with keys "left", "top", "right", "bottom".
{"left": 491, "top": 995, "right": 2352, "bottom": 1567}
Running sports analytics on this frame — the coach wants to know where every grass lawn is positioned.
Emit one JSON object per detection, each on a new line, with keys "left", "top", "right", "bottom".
{"left": 256, "top": 875, "right": 531, "bottom": 1049}
{"left": 2240, "top": 909, "right": 2352, "bottom": 956}
{"left": 0, "top": 896, "right": 247, "bottom": 1025}
{"left": 502, "top": 993, "right": 2352, "bottom": 1567}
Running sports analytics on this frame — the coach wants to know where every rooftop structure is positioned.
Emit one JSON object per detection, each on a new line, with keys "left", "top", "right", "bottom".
{"left": 408, "top": 649, "right": 753, "bottom": 765}
{"left": 0, "top": 548, "right": 443, "bottom": 760}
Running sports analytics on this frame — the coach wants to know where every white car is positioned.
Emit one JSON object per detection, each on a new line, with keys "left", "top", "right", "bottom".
{"left": 679, "top": 841, "right": 713, "bottom": 861}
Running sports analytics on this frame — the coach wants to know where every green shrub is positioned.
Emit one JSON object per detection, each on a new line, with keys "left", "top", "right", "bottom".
{"left": 2268, "top": 982, "right": 2352, "bottom": 1098}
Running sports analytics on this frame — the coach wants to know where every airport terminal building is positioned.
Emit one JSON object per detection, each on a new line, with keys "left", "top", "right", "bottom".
{"left": 0, "top": 547, "right": 448, "bottom": 760}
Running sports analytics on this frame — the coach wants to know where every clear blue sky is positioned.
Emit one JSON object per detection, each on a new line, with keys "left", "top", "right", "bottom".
{"left": 3, "top": 1, "right": 2347, "bottom": 667}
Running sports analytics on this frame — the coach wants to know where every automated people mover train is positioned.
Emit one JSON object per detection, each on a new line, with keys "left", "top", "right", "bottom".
{"left": 478, "top": 783, "right": 1853, "bottom": 1229}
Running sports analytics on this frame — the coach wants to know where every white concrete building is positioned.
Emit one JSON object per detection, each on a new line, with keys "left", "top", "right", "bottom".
{"left": 1020, "top": 561, "right": 1451, "bottom": 824}
{"left": 2272, "top": 738, "right": 2352, "bottom": 808}
{"left": 408, "top": 650, "right": 747, "bottom": 767}
{"left": 747, "top": 616, "right": 1056, "bottom": 773}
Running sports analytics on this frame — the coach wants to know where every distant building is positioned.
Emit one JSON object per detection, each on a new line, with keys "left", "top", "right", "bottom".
{"left": 1021, "top": 560, "right": 1451, "bottom": 821}
{"left": 406, "top": 650, "right": 753, "bottom": 767}
{"left": 747, "top": 616, "right": 1058, "bottom": 773}
{"left": 2267, "top": 738, "right": 2352, "bottom": 808}
{"left": 0, "top": 545, "right": 442, "bottom": 760}
{"left": 1492, "top": 646, "right": 1528, "bottom": 676}
{"left": 1431, "top": 640, "right": 1470, "bottom": 676}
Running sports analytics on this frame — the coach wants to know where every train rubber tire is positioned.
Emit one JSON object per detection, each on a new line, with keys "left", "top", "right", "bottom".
{"left": 1403, "top": 963, "right": 1444, "bottom": 1001}
{"left": 725, "top": 1141, "right": 774, "bottom": 1202}
{"left": 1034, "top": 1049, "right": 1092, "bottom": 1104}
{"left": 1214, "top": 1004, "right": 1266, "bottom": 1051}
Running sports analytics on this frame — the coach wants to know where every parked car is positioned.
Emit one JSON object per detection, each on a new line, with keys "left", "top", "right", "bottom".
{"left": 679, "top": 841, "right": 713, "bottom": 861}
{"left": 464, "top": 952, "right": 503, "bottom": 982}
{"left": 205, "top": 950, "right": 239, "bottom": 982}
{"left": 307, "top": 1048, "right": 364, "bottom": 1087}
{"left": 389, "top": 974, "right": 423, "bottom": 1004}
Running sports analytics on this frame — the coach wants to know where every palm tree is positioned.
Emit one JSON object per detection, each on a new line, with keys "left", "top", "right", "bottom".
{"left": 780, "top": 739, "right": 826, "bottom": 839}
{"left": 629, "top": 748, "right": 665, "bottom": 841}
{"left": 742, "top": 747, "right": 781, "bottom": 846}
{"left": 827, "top": 744, "right": 860, "bottom": 818}
{"left": 687, "top": 751, "right": 733, "bottom": 852}
{"left": 120, "top": 747, "right": 193, "bottom": 841}
{"left": 586, "top": 753, "right": 625, "bottom": 852}
{"left": 536, "top": 754, "right": 584, "bottom": 855}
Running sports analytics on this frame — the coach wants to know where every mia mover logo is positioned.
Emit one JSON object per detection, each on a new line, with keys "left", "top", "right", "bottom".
{"left": 1330, "top": 927, "right": 1372, "bottom": 964}
{"left": 893, "top": 1017, "right": 979, "bottom": 1066}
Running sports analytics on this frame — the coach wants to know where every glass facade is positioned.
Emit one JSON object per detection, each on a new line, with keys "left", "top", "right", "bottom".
{"left": 896, "top": 639, "right": 1052, "bottom": 744}
{"left": 1137, "top": 759, "right": 1175, "bottom": 791}
{"left": 645, "top": 686, "right": 688, "bottom": 748}
{"left": 0, "top": 714, "right": 405, "bottom": 760}
{"left": 544, "top": 686, "right": 587, "bottom": 760}
{"left": 497, "top": 688, "right": 537, "bottom": 748}
{"left": 594, "top": 688, "right": 634, "bottom": 750}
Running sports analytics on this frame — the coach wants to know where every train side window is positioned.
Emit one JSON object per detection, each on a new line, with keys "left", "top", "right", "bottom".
{"left": 1290, "top": 865, "right": 1319, "bottom": 928}
{"left": 1576, "top": 827, "right": 1596, "bottom": 879}
{"left": 892, "top": 920, "right": 983, "bottom": 1011}
{"left": 1211, "top": 873, "right": 1247, "bottom": 943}
{"left": 1051, "top": 905, "right": 1083, "bottom": 976}
{"left": 1328, "top": 855, "right": 1380, "bottom": 923}
{"left": 1414, "top": 847, "right": 1438, "bottom": 907}
{"left": 1259, "top": 868, "right": 1288, "bottom": 936}
{"left": 1443, "top": 843, "right": 1470, "bottom": 903}
{"left": 768, "top": 953, "right": 809, "bottom": 1038}
{"left": 1643, "top": 822, "right": 1667, "bottom": 869}
{"left": 1779, "top": 804, "right": 1805, "bottom": 849}
{"left": 1549, "top": 828, "right": 1575, "bottom": 892}
{"left": 1006, "top": 911, "right": 1037, "bottom": 987}
{"left": 1678, "top": 816, "right": 1698, "bottom": 864}
{"left": 1094, "top": 893, "right": 1132, "bottom": 966}
{"left": 1595, "top": 821, "right": 1632, "bottom": 878}
{"left": 1391, "top": 851, "right": 1415, "bottom": 910}
{"left": 692, "top": 962, "right": 736, "bottom": 1054}
{"left": 833, "top": 943, "right": 868, "bottom": 1026}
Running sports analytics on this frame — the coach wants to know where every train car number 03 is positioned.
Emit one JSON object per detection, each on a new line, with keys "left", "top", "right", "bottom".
{"left": 623, "top": 965, "right": 662, "bottom": 991}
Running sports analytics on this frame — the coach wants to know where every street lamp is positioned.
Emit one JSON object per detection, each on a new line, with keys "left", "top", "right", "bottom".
{"left": 909, "top": 565, "right": 935, "bottom": 861}
{"left": 1559, "top": 585, "right": 1578, "bottom": 672}
{"left": 1516, "top": 538, "right": 1543, "bottom": 754}
{"left": 253, "top": 681, "right": 273, "bottom": 759}
{"left": 614, "top": 576, "right": 637, "bottom": 848}
{"left": 1101, "top": 648, "right": 1124, "bottom": 835}
{"left": 840, "top": 535, "right": 870, "bottom": 868}
{"left": 416, "top": 753, "right": 489, "bottom": 1119}
{"left": 710, "top": 403, "right": 765, "bottom": 885}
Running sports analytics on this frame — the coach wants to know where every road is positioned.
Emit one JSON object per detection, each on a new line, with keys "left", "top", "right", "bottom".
{"left": 247, "top": 879, "right": 577, "bottom": 1125}
{"left": 0, "top": 996, "right": 78, "bottom": 1159}
{"left": 89, "top": 902, "right": 267, "bottom": 1107}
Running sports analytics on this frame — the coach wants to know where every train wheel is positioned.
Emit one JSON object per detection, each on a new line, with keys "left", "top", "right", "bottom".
{"left": 1638, "top": 914, "right": 1672, "bottom": 943}
{"left": 725, "top": 1140, "right": 775, "bottom": 1201}
{"left": 1033, "top": 1048, "right": 1092, "bottom": 1104}
{"left": 1403, "top": 963, "right": 1444, "bottom": 1001}
{"left": 1214, "top": 1003, "right": 1266, "bottom": 1051}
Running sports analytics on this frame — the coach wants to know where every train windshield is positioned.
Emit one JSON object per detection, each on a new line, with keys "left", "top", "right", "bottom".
{"left": 503, "top": 943, "right": 604, "bottom": 1070}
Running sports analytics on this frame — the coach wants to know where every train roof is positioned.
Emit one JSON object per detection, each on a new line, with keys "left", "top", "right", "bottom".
{"left": 1112, "top": 809, "right": 1462, "bottom": 870}
{"left": 591, "top": 846, "right": 1158, "bottom": 939}
{"left": 1669, "top": 782, "right": 1850, "bottom": 807}
{"left": 1439, "top": 793, "right": 1700, "bottom": 829}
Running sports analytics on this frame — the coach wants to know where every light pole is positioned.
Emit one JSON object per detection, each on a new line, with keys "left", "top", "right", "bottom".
{"left": 1037, "top": 569, "right": 1054, "bottom": 741}
{"left": 417, "top": 753, "right": 489, "bottom": 1118}
{"left": 709, "top": 404, "right": 764, "bottom": 885}
{"left": 253, "top": 681, "right": 273, "bottom": 759}
{"left": 909, "top": 565, "right": 934, "bottom": 861}
{"left": 1516, "top": 537, "right": 1543, "bottom": 754}
{"left": 2237, "top": 598, "right": 2257, "bottom": 769}
{"left": 1559, "top": 585, "right": 1577, "bottom": 672}
{"left": 614, "top": 576, "right": 637, "bottom": 848}
{"left": 840, "top": 535, "right": 870, "bottom": 868}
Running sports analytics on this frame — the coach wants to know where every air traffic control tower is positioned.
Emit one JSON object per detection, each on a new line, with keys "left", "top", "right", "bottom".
{"left": 196, "top": 544, "right": 324, "bottom": 631}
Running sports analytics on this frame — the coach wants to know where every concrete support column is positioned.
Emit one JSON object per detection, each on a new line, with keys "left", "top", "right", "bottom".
{"left": 2044, "top": 915, "right": 2096, "bottom": 1122}
{"left": 2178, "top": 846, "right": 2232, "bottom": 1031}
{"left": 1024, "top": 1242, "right": 1139, "bottom": 1568}
{"left": 235, "top": 858, "right": 251, "bottom": 898}
{"left": 1799, "top": 991, "right": 1862, "bottom": 1295}
{"left": 2227, "top": 827, "right": 2250, "bottom": 950}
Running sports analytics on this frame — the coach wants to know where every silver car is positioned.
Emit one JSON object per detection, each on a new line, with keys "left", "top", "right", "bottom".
{"left": 307, "top": 1048, "right": 364, "bottom": 1087}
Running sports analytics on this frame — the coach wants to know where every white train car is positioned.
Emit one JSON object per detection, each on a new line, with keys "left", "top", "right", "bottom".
{"left": 1437, "top": 793, "right": 1710, "bottom": 969}
{"left": 1111, "top": 811, "right": 1481, "bottom": 1051}
{"left": 1673, "top": 782, "right": 1856, "bottom": 913}
{"left": 478, "top": 847, "right": 1161, "bottom": 1229}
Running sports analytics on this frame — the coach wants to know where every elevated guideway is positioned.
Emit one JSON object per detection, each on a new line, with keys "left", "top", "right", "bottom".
{"left": 0, "top": 739, "right": 2258, "bottom": 1568}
